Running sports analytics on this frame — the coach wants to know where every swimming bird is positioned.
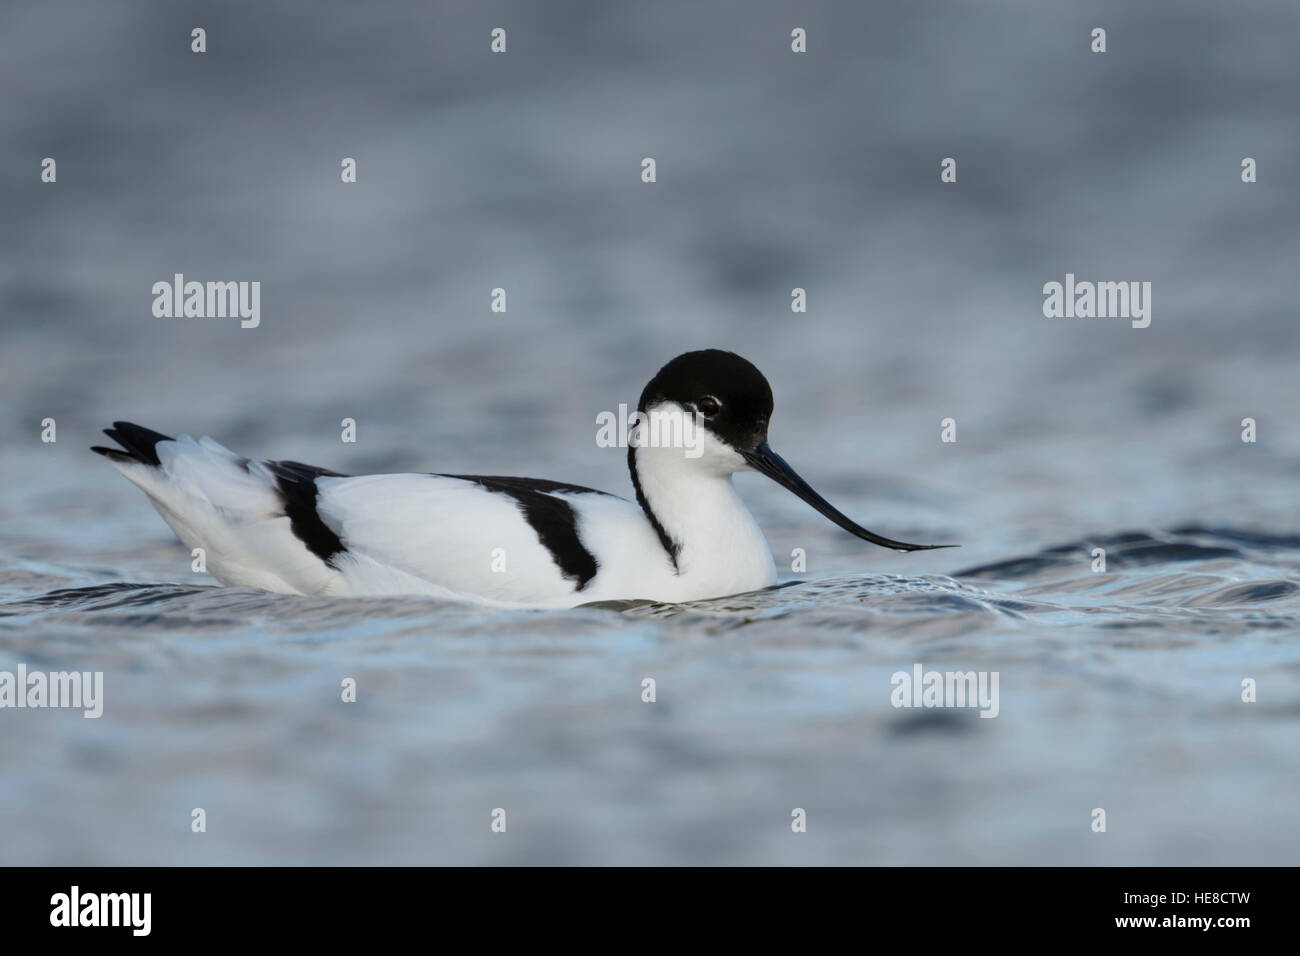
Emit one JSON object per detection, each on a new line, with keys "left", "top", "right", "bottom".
{"left": 92, "top": 350, "right": 952, "bottom": 608}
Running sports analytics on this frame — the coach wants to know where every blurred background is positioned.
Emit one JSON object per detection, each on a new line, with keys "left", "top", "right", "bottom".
{"left": 1, "top": 0, "right": 1298, "bottom": 865}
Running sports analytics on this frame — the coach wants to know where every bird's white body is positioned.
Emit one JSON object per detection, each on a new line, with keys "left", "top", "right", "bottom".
{"left": 105, "top": 425, "right": 776, "bottom": 609}
{"left": 95, "top": 351, "right": 944, "bottom": 608}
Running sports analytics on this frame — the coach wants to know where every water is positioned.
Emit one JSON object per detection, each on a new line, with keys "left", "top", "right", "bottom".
{"left": 2, "top": 0, "right": 1299, "bottom": 864}
{"left": 3, "top": 528, "right": 1299, "bottom": 864}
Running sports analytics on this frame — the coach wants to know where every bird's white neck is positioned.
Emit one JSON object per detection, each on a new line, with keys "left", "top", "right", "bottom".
{"left": 629, "top": 443, "right": 777, "bottom": 600}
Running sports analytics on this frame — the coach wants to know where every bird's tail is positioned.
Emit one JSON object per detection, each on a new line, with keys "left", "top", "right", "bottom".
{"left": 90, "top": 421, "right": 341, "bottom": 594}
{"left": 91, "top": 420, "right": 173, "bottom": 466}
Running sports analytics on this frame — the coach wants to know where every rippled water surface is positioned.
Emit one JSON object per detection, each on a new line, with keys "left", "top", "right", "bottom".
{"left": 3, "top": 0, "right": 1300, "bottom": 864}
{"left": 3, "top": 526, "right": 1298, "bottom": 865}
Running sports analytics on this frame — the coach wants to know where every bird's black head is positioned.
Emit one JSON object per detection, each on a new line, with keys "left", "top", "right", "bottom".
{"left": 632, "top": 349, "right": 956, "bottom": 554}
{"left": 638, "top": 349, "right": 774, "bottom": 452}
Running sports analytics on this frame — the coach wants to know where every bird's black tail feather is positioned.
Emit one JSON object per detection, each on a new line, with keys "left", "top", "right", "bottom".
{"left": 91, "top": 421, "right": 174, "bottom": 466}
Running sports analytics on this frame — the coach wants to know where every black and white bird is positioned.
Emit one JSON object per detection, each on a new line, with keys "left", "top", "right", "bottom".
{"left": 93, "top": 350, "right": 951, "bottom": 608}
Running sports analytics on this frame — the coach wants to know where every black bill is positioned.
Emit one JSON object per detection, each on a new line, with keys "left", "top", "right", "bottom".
{"left": 740, "top": 442, "right": 955, "bottom": 552}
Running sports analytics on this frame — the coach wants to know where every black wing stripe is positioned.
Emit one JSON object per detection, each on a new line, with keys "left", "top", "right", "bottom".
{"left": 443, "top": 474, "right": 602, "bottom": 591}
{"left": 262, "top": 460, "right": 350, "bottom": 567}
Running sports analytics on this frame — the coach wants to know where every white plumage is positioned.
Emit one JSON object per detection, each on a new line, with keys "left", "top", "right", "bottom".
{"left": 93, "top": 351, "right": 949, "bottom": 608}
{"left": 98, "top": 429, "right": 775, "bottom": 608}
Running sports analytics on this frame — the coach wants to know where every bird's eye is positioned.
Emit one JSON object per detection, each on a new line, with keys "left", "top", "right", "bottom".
{"left": 697, "top": 396, "right": 722, "bottom": 417}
